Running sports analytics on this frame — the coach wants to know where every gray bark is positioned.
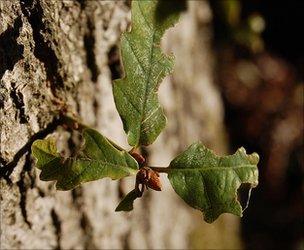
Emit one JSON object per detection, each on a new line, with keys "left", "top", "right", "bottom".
{"left": 0, "top": 1, "right": 240, "bottom": 249}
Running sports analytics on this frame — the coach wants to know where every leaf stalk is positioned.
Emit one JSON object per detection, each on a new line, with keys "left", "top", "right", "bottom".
{"left": 149, "top": 166, "right": 169, "bottom": 173}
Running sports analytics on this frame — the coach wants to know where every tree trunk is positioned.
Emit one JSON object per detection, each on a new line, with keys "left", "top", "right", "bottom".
{"left": 0, "top": 1, "right": 240, "bottom": 249}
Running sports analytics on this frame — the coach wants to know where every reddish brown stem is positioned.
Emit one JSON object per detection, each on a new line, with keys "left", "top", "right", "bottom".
{"left": 148, "top": 166, "right": 169, "bottom": 173}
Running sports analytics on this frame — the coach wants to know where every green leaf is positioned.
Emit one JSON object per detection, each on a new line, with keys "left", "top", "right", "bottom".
{"left": 167, "top": 143, "right": 259, "bottom": 223}
{"left": 113, "top": 0, "right": 182, "bottom": 146}
{"left": 32, "top": 128, "right": 139, "bottom": 190}
{"left": 115, "top": 189, "right": 139, "bottom": 212}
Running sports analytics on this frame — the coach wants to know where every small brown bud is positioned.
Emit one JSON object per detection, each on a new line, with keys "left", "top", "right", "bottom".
{"left": 136, "top": 167, "right": 162, "bottom": 192}
{"left": 147, "top": 170, "right": 162, "bottom": 191}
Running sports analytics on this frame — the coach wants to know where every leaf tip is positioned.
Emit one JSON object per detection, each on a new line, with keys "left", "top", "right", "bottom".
{"left": 114, "top": 206, "right": 128, "bottom": 212}
{"left": 115, "top": 189, "right": 139, "bottom": 212}
{"left": 238, "top": 147, "right": 247, "bottom": 155}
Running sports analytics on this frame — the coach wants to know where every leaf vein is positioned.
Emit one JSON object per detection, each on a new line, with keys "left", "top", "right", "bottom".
{"left": 141, "top": 106, "right": 161, "bottom": 125}
{"left": 200, "top": 172, "right": 213, "bottom": 213}
{"left": 124, "top": 35, "right": 146, "bottom": 75}
{"left": 116, "top": 83, "right": 141, "bottom": 115}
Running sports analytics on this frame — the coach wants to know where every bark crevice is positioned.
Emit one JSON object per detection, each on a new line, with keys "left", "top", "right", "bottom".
{"left": 16, "top": 153, "right": 32, "bottom": 228}
{"left": 84, "top": 18, "right": 99, "bottom": 83}
{"left": 10, "top": 82, "right": 29, "bottom": 124}
{"left": 76, "top": 0, "right": 86, "bottom": 10}
{"left": 51, "top": 208, "right": 62, "bottom": 250}
{"left": 108, "top": 45, "right": 122, "bottom": 80}
{"left": 20, "top": 0, "right": 64, "bottom": 94}
{"left": 0, "top": 16, "right": 24, "bottom": 79}
{"left": 71, "top": 188, "right": 97, "bottom": 249}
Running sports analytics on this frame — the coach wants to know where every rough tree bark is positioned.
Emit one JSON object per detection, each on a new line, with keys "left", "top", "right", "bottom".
{"left": 1, "top": 1, "right": 240, "bottom": 249}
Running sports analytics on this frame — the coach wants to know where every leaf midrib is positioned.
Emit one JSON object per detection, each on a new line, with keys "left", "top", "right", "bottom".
{"left": 59, "top": 158, "right": 137, "bottom": 189}
{"left": 140, "top": 30, "right": 156, "bottom": 131}
{"left": 78, "top": 157, "right": 137, "bottom": 173}
{"left": 169, "top": 164, "right": 257, "bottom": 171}
{"left": 122, "top": 26, "right": 158, "bottom": 142}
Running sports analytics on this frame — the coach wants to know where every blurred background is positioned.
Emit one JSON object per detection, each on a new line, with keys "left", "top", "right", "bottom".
{"left": 1, "top": 0, "right": 303, "bottom": 249}
{"left": 209, "top": 1, "right": 303, "bottom": 250}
